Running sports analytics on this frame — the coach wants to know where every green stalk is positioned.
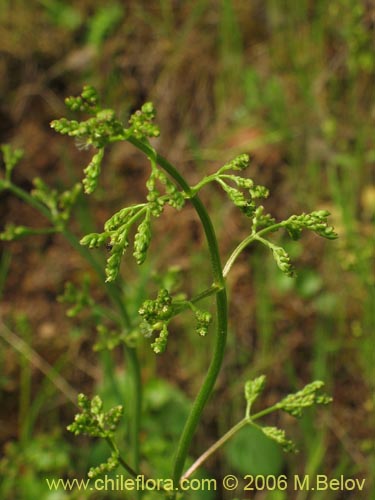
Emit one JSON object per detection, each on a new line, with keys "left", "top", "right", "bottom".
{"left": 181, "top": 403, "right": 281, "bottom": 480}
{"left": 127, "top": 137, "right": 228, "bottom": 486}
{"left": 6, "top": 181, "right": 141, "bottom": 473}
{"left": 223, "top": 222, "right": 284, "bottom": 277}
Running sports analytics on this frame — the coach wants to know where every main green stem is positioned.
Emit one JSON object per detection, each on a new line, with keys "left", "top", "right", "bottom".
{"left": 6, "top": 181, "right": 141, "bottom": 473}
{"left": 127, "top": 138, "right": 228, "bottom": 487}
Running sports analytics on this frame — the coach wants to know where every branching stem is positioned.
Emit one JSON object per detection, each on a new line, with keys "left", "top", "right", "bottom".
{"left": 223, "top": 223, "right": 284, "bottom": 277}
{"left": 182, "top": 404, "right": 281, "bottom": 480}
{"left": 127, "top": 137, "right": 228, "bottom": 488}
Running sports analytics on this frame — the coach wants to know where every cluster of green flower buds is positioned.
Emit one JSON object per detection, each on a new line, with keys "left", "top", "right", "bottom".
{"left": 139, "top": 289, "right": 173, "bottom": 354}
{"left": 65, "top": 85, "right": 100, "bottom": 114}
{"left": 80, "top": 159, "right": 185, "bottom": 281}
{"left": 51, "top": 86, "right": 162, "bottom": 199}
{"left": 146, "top": 162, "right": 185, "bottom": 215}
{"left": 191, "top": 153, "right": 270, "bottom": 219}
{"left": 133, "top": 211, "right": 152, "bottom": 265}
{"left": 51, "top": 109, "right": 124, "bottom": 149}
{"left": 243, "top": 376, "right": 331, "bottom": 453}
{"left": 82, "top": 149, "right": 104, "bottom": 194}
{"left": 244, "top": 374, "right": 266, "bottom": 411}
{"left": 271, "top": 245, "right": 295, "bottom": 277}
{"left": 32, "top": 177, "right": 82, "bottom": 227}
{"left": 277, "top": 380, "right": 333, "bottom": 418}
{"left": 192, "top": 307, "right": 212, "bottom": 337}
{"left": 222, "top": 153, "right": 250, "bottom": 171}
{"left": 0, "top": 224, "right": 30, "bottom": 241}
{"left": 0, "top": 149, "right": 81, "bottom": 238}
{"left": 261, "top": 426, "right": 297, "bottom": 453}
{"left": 67, "top": 394, "right": 123, "bottom": 439}
{"left": 0, "top": 144, "right": 23, "bottom": 183}
{"left": 80, "top": 204, "right": 151, "bottom": 282}
{"left": 58, "top": 276, "right": 94, "bottom": 318}
{"left": 251, "top": 206, "right": 276, "bottom": 232}
{"left": 284, "top": 210, "right": 338, "bottom": 240}
{"left": 94, "top": 325, "right": 122, "bottom": 351}
{"left": 88, "top": 451, "right": 120, "bottom": 479}
{"left": 128, "top": 102, "right": 160, "bottom": 140}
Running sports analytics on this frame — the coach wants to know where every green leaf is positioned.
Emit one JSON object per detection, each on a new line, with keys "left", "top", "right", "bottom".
{"left": 225, "top": 425, "right": 284, "bottom": 476}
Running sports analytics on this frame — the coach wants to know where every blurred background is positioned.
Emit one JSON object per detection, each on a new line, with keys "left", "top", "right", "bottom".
{"left": 0, "top": 1, "right": 374, "bottom": 499}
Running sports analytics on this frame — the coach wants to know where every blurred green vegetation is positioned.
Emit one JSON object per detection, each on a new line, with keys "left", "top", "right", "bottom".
{"left": 0, "top": 1, "right": 373, "bottom": 499}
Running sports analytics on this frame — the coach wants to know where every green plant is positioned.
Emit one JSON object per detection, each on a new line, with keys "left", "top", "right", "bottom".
{"left": 0, "top": 86, "right": 337, "bottom": 497}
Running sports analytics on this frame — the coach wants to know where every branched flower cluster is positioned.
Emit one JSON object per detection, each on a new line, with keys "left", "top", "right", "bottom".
{"left": 251, "top": 206, "right": 276, "bottom": 232}
{"left": 261, "top": 426, "right": 297, "bottom": 453}
{"left": 80, "top": 161, "right": 185, "bottom": 282}
{"left": 58, "top": 276, "right": 94, "bottom": 318}
{"left": 88, "top": 451, "right": 120, "bottom": 479}
{"left": 128, "top": 102, "right": 160, "bottom": 140}
{"left": 193, "top": 308, "right": 212, "bottom": 337}
{"left": 242, "top": 376, "right": 332, "bottom": 454}
{"left": 80, "top": 203, "right": 152, "bottom": 282}
{"left": 271, "top": 245, "right": 296, "bottom": 278}
{"left": 244, "top": 374, "right": 266, "bottom": 411}
{"left": 82, "top": 148, "right": 104, "bottom": 194}
{"left": 67, "top": 394, "right": 123, "bottom": 439}
{"left": 194, "top": 153, "right": 270, "bottom": 219}
{"left": 283, "top": 210, "right": 338, "bottom": 240}
{"left": 138, "top": 289, "right": 213, "bottom": 353}
{"left": 146, "top": 159, "right": 185, "bottom": 214}
{"left": 68, "top": 394, "right": 124, "bottom": 480}
{"left": 32, "top": 177, "right": 82, "bottom": 227}
{"left": 0, "top": 148, "right": 81, "bottom": 239}
{"left": 50, "top": 106, "right": 123, "bottom": 150}
{"left": 94, "top": 324, "right": 130, "bottom": 352}
{"left": 251, "top": 210, "right": 337, "bottom": 279}
{"left": 51, "top": 86, "right": 160, "bottom": 196}
{"left": 0, "top": 144, "right": 23, "bottom": 183}
{"left": 277, "top": 380, "right": 333, "bottom": 418}
{"left": 139, "top": 289, "right": 173, "bottom": 354}
{"left": 0, "top": 224, "right": 30, "bottom": 241}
